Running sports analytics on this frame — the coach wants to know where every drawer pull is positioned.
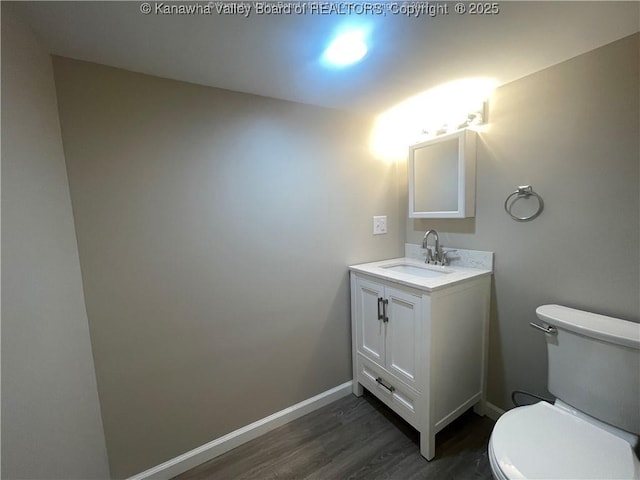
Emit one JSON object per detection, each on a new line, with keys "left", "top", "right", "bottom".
{"left": 375, "top": 376, "right": 395, "bottom": 393}
{"left": 377, "top": 297, "right": 383, "bottom": 320}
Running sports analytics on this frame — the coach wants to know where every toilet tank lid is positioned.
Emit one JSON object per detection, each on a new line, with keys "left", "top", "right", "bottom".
{"left": 536, "top": 304, "right": 640, "bottom": 350}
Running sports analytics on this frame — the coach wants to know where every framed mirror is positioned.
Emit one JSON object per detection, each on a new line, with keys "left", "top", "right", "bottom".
{"left": 408, "top": 129, "right": 477, "bottom": 218}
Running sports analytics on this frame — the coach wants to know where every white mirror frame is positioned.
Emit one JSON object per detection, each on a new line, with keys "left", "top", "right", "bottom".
{"left": 408, "top": 129, "right": 477, "bottom": 218}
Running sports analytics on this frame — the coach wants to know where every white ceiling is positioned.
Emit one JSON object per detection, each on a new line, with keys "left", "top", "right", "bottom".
{"left": 16, "top": 1, "right": 640, "bottom": 114}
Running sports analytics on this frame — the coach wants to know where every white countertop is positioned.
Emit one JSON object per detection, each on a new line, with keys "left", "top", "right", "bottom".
{"left": 349, "top": 257, "right": 492, "bottom": 292}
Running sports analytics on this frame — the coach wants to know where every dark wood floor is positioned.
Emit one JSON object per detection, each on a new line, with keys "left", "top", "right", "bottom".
{"left": 175, "top": 390, "right": 495, "bottom": 480}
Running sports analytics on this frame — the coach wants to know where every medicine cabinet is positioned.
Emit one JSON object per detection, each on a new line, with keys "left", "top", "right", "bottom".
{"left": 408, "top": 129, "right": 477, "bottom": 218}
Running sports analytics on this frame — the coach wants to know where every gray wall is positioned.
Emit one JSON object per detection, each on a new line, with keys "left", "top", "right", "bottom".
{"left": 52, "top": 58, "right": 404, "bottom": 478}
{"left": 1, "top": 5, "right": 110, "bottom": 479}
{"left": 406, "top": 33, "right": 640, "bottom": 410}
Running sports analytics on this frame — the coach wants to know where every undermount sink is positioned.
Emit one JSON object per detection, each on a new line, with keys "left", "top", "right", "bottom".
{"left": 381, "top": 263, "right": 451, "bottom": 278}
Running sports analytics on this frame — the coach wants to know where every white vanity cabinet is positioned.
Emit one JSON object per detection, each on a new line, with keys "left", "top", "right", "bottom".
{"left": 350, "top": 265, "right": 490, "bottom": 461}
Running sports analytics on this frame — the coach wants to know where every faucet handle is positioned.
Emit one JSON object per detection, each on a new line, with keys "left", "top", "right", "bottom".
{"left": 431, "top": 245, "right": 449, "bottom": 266}
{"left": 425, "top": 247, "right": 433, "bottom": 264}
{"left": 440, "top": 250, "right": 449, "bottom": 266}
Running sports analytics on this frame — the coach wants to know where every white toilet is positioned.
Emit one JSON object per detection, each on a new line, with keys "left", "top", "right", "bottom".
{"left": 488, "top": 304, "right": 640, "bottom": 479}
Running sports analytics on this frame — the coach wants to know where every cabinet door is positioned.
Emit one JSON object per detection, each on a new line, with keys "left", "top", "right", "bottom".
{"left": 385, "top": 287, "right": 422, "bottom": 389}
{"left": 354, "top": 277, "right": 385, "bottom": 366}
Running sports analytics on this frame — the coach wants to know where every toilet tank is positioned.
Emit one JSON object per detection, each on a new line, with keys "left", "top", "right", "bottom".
{"left": 536, "top": 304, "right": 640, "bottom": 435}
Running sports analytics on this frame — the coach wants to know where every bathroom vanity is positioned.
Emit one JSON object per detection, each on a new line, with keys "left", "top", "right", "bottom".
{"left": 349, "top": 250, "right": 491, "bottom": 460}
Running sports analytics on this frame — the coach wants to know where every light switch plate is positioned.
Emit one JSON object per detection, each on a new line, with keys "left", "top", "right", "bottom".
{"left": 373, "top": 216, "right": 387, "bottom": 235}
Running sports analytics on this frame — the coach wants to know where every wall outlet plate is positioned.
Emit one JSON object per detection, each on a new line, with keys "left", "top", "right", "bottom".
{"left": 373, "top": 216, "right": 387, "bottom": 235}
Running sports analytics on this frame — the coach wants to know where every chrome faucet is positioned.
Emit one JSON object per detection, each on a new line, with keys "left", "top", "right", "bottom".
{"left": 422, "top": 229, "right": 448, "bottom": 265}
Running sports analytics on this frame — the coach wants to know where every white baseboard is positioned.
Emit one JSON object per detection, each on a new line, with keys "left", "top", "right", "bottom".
{"left": 128, "top": 381, "right": 353, "bottom": 480}
{"left": 483, "top": 401, "right": 506, "bottom": 421}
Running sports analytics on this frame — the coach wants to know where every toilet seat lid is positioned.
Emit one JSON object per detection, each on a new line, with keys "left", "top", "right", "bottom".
{"left": 491, "top": 402, "right": 640, "bottom": 479}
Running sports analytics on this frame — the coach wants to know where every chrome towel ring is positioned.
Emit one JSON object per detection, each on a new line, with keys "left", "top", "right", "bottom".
{"left": 504, "top": 185, "right": 544, "bottom": 222}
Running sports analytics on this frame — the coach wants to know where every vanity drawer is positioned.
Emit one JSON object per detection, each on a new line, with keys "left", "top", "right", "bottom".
{"left": 356, "top": 354, "right": 420, "bottom": 429}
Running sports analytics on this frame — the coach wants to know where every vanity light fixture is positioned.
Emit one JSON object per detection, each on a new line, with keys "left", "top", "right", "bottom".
{"left": 369, "top": 77, "right": 498, "bottom": 162}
